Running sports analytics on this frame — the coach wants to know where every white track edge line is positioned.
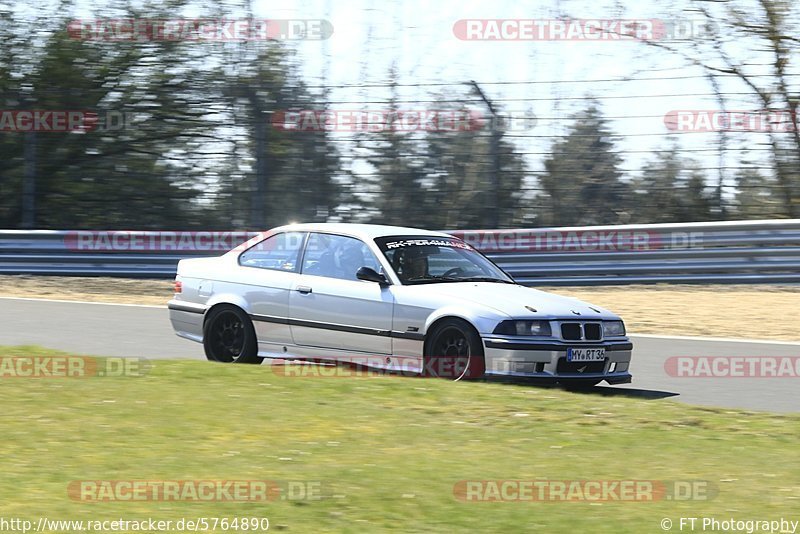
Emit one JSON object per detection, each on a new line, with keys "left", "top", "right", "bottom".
{"left": 0, "top": 296, "right": 165, "bottom": 308}
{"left": 630, "top": 333, "right": 800, "bottom": 346}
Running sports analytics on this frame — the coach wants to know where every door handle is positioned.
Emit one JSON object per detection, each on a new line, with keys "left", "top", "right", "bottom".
{"left": 296, "top": 286, "right": 313, "bottom": 294}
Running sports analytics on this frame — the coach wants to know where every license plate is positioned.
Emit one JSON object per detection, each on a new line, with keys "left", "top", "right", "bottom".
{"left": 567, "top": 348, "right": 606, "bottom": 362}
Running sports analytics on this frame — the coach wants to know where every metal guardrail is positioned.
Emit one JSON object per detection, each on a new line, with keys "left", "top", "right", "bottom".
{"left": 1, "top": 220, "right": 800, "bottom": 285}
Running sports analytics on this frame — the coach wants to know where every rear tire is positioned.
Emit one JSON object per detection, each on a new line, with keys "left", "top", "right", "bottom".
{"left": 203, "top": 305, "right": 262, "bottom": 364}
{"left": 424, "top": 318, "right": 485, "bottom": 380}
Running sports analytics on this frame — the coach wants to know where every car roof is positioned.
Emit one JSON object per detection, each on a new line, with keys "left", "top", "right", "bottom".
{"left": 268, "top": 223, "right": 454, "bottom": 241}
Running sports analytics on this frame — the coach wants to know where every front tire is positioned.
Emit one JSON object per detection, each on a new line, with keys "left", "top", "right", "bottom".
{"left": 424, "top": 318, "right": 485, "bottom": 380}
{"left": 203, "top": 305, "right": 262, "bottom": 364}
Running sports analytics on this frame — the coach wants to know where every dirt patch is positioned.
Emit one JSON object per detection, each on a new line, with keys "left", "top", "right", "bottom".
{"left": 1, "top": 275, "right": 798, "bottom": 341}
{"left": 0, "top": 275, "right": 173, "bottom": 306}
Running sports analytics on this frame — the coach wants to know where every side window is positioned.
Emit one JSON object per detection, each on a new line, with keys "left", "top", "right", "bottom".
{"left": 238, "top": 232, "right": 305, "bottom": 272}
{"left": 302, "top": 233, "right": 381, "bottom": 281}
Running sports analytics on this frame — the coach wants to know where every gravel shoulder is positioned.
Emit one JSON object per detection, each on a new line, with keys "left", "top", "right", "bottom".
{"left": 0, "top": 275, "right": 173, "bottom": 306}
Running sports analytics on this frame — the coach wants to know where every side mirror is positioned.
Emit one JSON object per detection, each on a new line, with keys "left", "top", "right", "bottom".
{"left": 356, "top": 266, "right": 389, "bottom": 285}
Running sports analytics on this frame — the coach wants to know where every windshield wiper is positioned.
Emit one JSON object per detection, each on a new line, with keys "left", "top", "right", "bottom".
{"left": 458, "top": 276, "right": 517, "bottom": 284}
{"left": 405, "top": 275, "right": 516, "bottom": 285}
{"left": 404, "top": 275, "right": 463, "bottom": 283}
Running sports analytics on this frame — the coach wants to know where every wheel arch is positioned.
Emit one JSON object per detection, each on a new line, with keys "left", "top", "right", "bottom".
{"left": 423, "top": 314, "right": 483, "bottom": 355}
{"left": 422, "top": 306, "right": 501, "bottom": 339}
{"left": 203, "top": 294, "right": 252, "bottom": 327}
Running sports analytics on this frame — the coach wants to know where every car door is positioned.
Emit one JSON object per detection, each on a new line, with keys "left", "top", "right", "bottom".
{"left": 234, "top": 231, "right": 306, "bottom": 349}
{"left": 289, "top": 232, "right": 394, "bottom": 355}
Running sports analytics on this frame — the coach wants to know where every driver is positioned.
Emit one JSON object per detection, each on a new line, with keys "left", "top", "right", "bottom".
{"left": 397, "top": 246, "right": 430, "bottom": 281}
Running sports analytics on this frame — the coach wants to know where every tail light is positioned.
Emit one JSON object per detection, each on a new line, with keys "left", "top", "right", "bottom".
{"left": 174, "top": 279, "right": 182, "bottom": 294}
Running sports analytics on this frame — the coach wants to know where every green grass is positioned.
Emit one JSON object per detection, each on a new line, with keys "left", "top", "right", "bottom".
{"left": 2, "top": 346, "right": 799, "bottom": 533}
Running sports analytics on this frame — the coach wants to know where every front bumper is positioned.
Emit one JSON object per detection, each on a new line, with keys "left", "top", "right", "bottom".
{"left": 482, "top": 337, "right": 633, "bottom": 384}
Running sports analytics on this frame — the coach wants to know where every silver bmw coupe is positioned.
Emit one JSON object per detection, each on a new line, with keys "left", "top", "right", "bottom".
{"left": 168, "top": 223, "right": 633, "bottom": 385}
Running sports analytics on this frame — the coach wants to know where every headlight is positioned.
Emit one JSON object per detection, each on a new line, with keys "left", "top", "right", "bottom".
{"left": 603, "top": 320, "right": 626, "bottom": 337}
{"left": 493, "top": 320, "right": 552, "bottom": 337}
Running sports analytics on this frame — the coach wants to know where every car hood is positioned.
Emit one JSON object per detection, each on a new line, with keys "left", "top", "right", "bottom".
{"left": 411, "top": 282, "right": 620, "bottom": 320}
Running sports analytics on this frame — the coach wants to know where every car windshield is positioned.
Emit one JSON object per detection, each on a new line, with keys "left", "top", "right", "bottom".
{"left": 374, "top": 235, "right": 515, "bottom": 285}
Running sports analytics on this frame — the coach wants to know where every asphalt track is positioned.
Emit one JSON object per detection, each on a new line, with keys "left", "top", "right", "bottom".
{"left": 1, "top": 297, "right": 798, "bottom": 413}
